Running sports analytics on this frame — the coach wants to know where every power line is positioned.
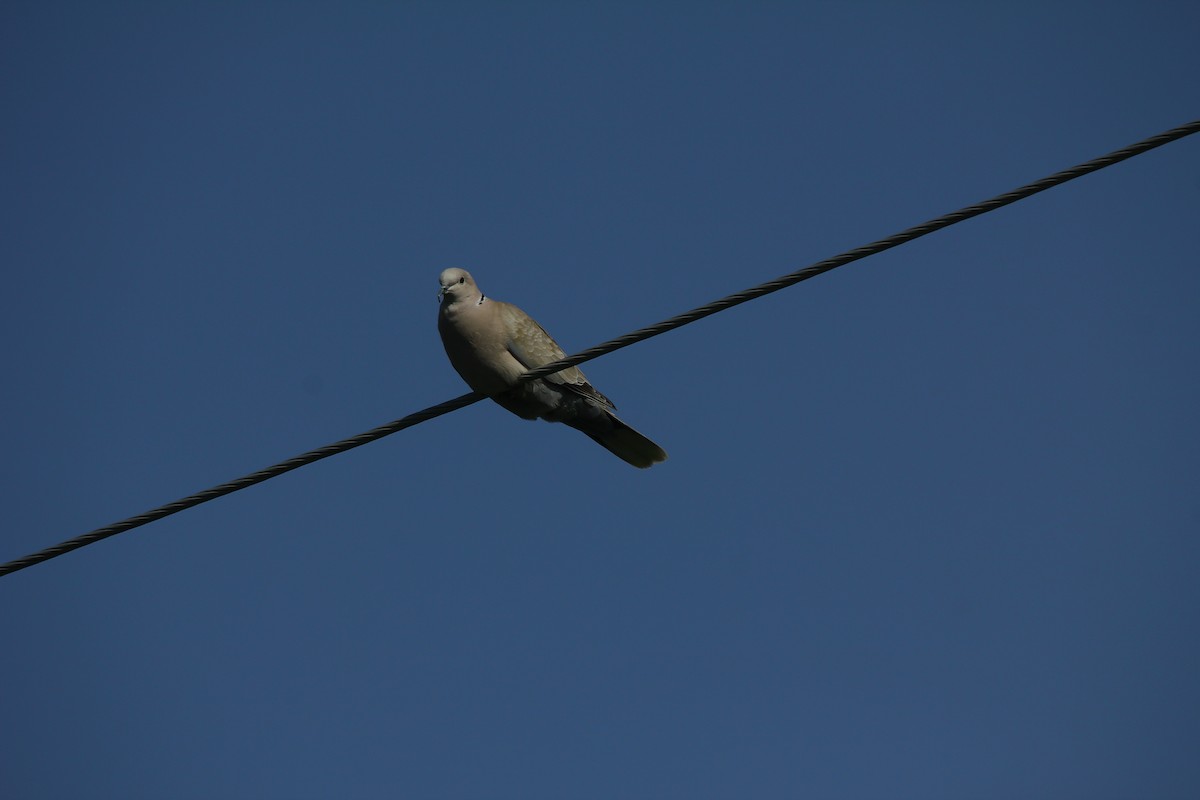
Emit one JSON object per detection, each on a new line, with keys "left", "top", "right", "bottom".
{"left": 0, "top": 391, "right": 486, "bottom": 578}
{"left": 514, "top": 119, "right": 1200, "bottom": 384}
{"left": 3, "top": 119, "right": 1197, "bottom": 579}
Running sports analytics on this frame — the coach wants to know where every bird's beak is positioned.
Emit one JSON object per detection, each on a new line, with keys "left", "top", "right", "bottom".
{"left": 437, "top": 285, "right": 448, "bottom": 302}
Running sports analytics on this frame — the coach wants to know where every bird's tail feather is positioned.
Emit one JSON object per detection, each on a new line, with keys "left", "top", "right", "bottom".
{"left": 571, "top": 413, "right": 667, "bottom": 469}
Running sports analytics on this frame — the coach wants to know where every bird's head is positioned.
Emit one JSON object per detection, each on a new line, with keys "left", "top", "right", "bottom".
{"left": 437, "top": 268, "right": 479, "bottom": 305}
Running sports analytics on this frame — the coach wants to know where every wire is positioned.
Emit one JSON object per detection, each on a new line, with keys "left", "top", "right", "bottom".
{"left": 0, "top": 392, "right": 485, "bottom": 578}
{"left": 514, "top": 119, "right": 1200, "bottom": 384}
{"left": 2, "top": 119, "right": 1197, "bottom": 579}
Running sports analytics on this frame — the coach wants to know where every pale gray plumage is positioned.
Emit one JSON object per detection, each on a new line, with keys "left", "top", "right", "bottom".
{"left": 437, "top": 268, "right": 667, "bottom": 468}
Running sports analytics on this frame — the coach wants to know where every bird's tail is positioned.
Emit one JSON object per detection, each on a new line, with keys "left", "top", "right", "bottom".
{"left": 570, "top": 412, "right": 668, "bottom": 469}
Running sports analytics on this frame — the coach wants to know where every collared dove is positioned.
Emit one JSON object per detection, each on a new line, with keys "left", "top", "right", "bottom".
{"left": 437, "top": 268, "right": 667, "bottom": 468}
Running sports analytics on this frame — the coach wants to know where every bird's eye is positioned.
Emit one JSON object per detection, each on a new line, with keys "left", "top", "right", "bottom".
{"left": 458, "top": 277, "right": 465, "bottom": 284}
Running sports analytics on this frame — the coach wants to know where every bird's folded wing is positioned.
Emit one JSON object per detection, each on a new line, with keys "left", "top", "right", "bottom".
{"left": 501, "top": 302, "right": 595, "bottom": 391}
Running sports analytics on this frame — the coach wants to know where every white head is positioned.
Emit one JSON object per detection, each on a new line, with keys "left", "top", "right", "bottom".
{"left": 437, "top": 268, "right": 481, "bottom": 306}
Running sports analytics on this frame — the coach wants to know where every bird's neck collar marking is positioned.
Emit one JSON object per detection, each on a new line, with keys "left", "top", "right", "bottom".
{"left": 477, "top": 294, "right": 486, "bottom": 306}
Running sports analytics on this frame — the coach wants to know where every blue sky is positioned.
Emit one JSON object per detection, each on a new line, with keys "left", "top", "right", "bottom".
{"left": 2, "top": 2, "right": 1198, "bottom": 797}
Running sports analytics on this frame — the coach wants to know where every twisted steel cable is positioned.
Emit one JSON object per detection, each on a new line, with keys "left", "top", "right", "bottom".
{"left": 3, "top": 119, "right": 1197, "bottom": 579}
{"left": 516, "top": 119, "right": 1200, "bottom": 383}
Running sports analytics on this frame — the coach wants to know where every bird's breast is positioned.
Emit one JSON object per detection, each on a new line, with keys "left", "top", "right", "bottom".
{"left": 438, "top": 307, "right": 524, "bottom": 395}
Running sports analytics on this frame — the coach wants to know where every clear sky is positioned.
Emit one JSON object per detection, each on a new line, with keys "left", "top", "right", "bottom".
{"left": 2, "top": 2, "right": 1198, "bottom": 798}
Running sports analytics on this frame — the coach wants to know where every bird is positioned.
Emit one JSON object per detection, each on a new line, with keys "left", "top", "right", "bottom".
{"left": 437, "top": 268, "right": 667, "bottom": 468}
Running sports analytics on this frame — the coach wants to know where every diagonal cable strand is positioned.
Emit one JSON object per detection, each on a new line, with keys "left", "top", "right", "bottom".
{"left": 0, "top": 392, "right": 482, "bottom": 577}
{"left": 514, "top": 119, "right": 1200, "bottom": 383}
{"left": 2, "top": 119, "right": 1197, "bottom": 579}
